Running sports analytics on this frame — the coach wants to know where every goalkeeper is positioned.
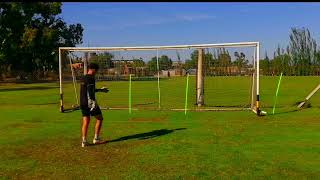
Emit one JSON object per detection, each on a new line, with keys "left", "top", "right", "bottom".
{"left": 80, "top": 62, "right": 109, "bottom": 147}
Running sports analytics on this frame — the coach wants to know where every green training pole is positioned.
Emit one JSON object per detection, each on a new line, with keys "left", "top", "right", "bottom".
{"left": 156, "top": 50, "right": 161, "bottom": 109}
{"left": 272, "top": 72, "right": 283, "bottom": 114}
{"left": 184, "top": 73, "right": 190, "bottom": 115}
{"left": 129, "top": 74, "right": 132, "bottom": 114}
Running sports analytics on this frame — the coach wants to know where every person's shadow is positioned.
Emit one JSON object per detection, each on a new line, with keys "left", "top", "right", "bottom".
{"left": 89, "top": 128, "right": 186, "bottom": 146}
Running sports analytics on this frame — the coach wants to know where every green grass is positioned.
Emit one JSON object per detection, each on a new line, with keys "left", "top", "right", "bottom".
{"left": 0, "top": 76, "right": 320, "bottom": 179}
{"left": 62, "top": 76, "right": 320, "bottom": 113}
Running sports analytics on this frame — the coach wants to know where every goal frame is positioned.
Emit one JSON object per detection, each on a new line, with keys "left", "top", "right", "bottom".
{"left": 59, "top": 41, "right": 261, "bottom": 115}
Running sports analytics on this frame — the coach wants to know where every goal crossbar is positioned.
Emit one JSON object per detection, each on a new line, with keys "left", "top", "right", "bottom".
{"left": 59, "top": 42, "right": 259, "bottom": 52}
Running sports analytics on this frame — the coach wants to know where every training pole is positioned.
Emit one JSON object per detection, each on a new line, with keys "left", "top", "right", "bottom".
{"left": 272, "top": 72, "right": 283, "bottom": 114}
{"left": 297, "top": 83, "right": 320, "bottom": 108}
{"left": 129, "top": 74, "right": 132, "bottom": 114}
{"left": 184, "top": 73, "right": 190, "bottom": 115}
{"left": 156, "top": 50, "right": 161, "bottom": 109}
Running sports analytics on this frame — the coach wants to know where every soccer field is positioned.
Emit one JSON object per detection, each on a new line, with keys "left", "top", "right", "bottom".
{"left": 0, "top": 76, "right": 320, "bottom": 179}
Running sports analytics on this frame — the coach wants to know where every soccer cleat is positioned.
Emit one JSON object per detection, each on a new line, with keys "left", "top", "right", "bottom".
{"left": 93, "top": 137, "right": 103, "bottom": 144}
{"left": 81, "top": 140, "right": 89, "bottom": 147}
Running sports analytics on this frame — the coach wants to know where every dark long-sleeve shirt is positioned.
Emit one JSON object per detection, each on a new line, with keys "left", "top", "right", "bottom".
{"left": 80, "top": 74, "right": 96, "bottom": 108}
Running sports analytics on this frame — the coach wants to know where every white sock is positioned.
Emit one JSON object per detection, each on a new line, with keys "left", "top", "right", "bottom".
{"left": 94, "top": 134, "right": 99, "bottom": 139}
{"left": 82, "top": 136, "right": 87, "bottom": 142}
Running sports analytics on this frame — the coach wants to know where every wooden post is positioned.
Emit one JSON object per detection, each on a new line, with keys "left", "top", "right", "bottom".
{"left": 197, "top": 49, "right": 204, "bottom": 106}
{"left": 298, "top": 83, "right": 320, "bottom": 108}
{"left": 59, "top": 48, "right": 64, "bottom": 112}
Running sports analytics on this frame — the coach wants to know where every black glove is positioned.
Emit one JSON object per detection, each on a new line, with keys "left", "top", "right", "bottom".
{"left": 99, "top": 87, "right": 109, "bottom": 93}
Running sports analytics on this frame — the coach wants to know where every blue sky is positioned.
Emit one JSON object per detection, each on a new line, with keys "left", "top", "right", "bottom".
{"left": 60, "top": 2, "right": 320, "bottom": 60}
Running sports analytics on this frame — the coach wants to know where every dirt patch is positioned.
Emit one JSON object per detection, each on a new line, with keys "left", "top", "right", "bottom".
{"left": 5, "top": 123, "right": 38, "bottom": 129}
{"left": 10, "top": 137, "right": 154, "bottom": 179}
{"left": 24, "top": 118, "right": 43, "bottom": 123}
{"left": 16, "top": 138, "right": 137, "bottom": 164}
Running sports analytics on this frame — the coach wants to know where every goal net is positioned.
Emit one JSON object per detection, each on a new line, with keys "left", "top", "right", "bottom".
{"left": 59, "top": 42, "right": 261, "bottom": 115}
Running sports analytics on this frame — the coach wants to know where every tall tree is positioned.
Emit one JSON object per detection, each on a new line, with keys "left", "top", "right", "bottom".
{"left": 233, "top": 51, "right": 248, "bottom": 74}
{"left": 217, "top": 48, "right": 231, "bottom": 75}
{"left": 203, "top": 50, "right": 215, "bottom": 75}
{"left": 89, "top": 52, "right": 114, "bottom": 69}
{"left": 0, "top": 2, "right": 83, "bottom": 80}
{"left": 183, "top": 49, "right": 215, "bottom": 75}
{"left": 132, "top": 58, "right": 145, "bottom": 68}
{"left": 289, "top": 27, "right": 317, "bottom": 75}
{"left": 260, "top": 51, "right": 270, "bottom": 75}
{"left": 184, "top": 50, "right": 198, "bottom": 70}
{"left": 147, "top": 55, "right": 172, "bottom": 73}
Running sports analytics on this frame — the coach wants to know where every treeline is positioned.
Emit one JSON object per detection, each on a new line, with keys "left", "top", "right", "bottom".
{"left": 184, "top": 27, "right": 320, "bottom": 76}
{"left": 260, "top": 27, "right": 320, "bottom": 76}
{"left": 71, "top": 27, "right": 320, "bottom": 77}
{"left": 1, "top": 3, "right": 320, "bottom": 81}
{"left": 87, "top": 49, "right": 246, "bottom": 76}
{"left": 0, "top": 2, "right": 83, "bottom": 80}
{"left": 88, "top": 52, "right": 174, "bottom": 74}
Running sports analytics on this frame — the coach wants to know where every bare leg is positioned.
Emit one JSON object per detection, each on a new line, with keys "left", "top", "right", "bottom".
{"left": 82, "top": 116, "right": 90, "bottom": 141}
{"left": 94, "top": 114, "right": 103, "bottom": 139}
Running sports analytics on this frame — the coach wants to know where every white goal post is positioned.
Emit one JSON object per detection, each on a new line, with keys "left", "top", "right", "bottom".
{"left": 59, "top": 41, "right": 261, "bottom": 115}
